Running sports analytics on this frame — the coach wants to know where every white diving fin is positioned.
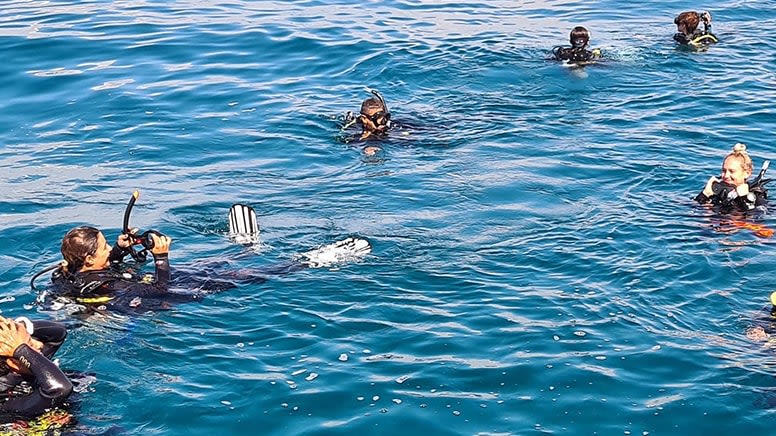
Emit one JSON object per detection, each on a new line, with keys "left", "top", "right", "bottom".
{"left": 296, "top": 237, "right": 372, "bottom": 268}
{"left": 228, "top": 203, "right": 260, "bottom": 245}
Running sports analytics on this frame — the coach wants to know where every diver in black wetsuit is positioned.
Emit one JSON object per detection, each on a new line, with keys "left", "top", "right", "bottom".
{"left": 48, "top": 225, "right": 183, "bottom": 311}
{"left": 44, "top": 208, "right": 371, "bottom": 313}
{"left": 341, "top": 89, "right": 393, "bottom": 156}
{"left": 694, "top": 143, "right": 769, "bottom": 214}
{"left": 552, "top": 26, "right": 601, "bottom": 64}
{"left": 0, "top": 317, "right": 72, "bottom": 419}
{"left": 673, "top": 11, "right": 718, "bottom": 46}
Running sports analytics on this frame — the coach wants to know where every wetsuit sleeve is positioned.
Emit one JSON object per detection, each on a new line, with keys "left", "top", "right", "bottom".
{"left": 153, "top": 253, "right": 170, "bottom": 287}
{"left": 99, "top": 253, "right": 170, "bottom": 298}
{"left": 0, "top": 344, "right": 73, "bottom": 417}
{"left": 30, "top": 321, "right": 67, "bottom": 359}
{"left": 109, "top": 244, "right": 129, "bottom": 264}
{"left": 694, "top": 191, "right": 711, "bottom": 204}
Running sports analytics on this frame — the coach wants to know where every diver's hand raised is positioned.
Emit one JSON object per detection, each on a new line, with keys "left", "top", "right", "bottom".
{"left": 0, "top": 318, "right": 30, "bottom": 357}
{"left": 150, "top": 233, "right": 172, "bottom": 256}
{"left": 117, "top": 228, "right": 139, "bottom": 249}
{"left": 703, "top": 176, "right": 720, "bottom": 197}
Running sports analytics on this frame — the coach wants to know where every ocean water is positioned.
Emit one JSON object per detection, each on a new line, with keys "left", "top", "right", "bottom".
{"left": 1, "top": 0, "right": 775, "bottom": 434}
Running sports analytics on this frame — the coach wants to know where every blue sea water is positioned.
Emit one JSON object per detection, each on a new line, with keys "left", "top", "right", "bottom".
{"left": 1, "top": 0, "right": 775, "bottom": 434}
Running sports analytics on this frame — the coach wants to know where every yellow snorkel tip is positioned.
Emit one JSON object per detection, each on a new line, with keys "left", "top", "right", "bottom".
{"left": 770, "top": 291, "right": 776, "bottom": 306}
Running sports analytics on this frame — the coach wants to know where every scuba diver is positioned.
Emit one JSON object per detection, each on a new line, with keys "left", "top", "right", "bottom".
{"left": 0, "top": 316, "right": 73, "bottom": 420}
{"left": 32, "top": 194, "right": 372, "bottom": 313}
{"left": 552, "top": 26, "right": 602, "bottom": 64}
{"left": 47, "top": 224, "right": 178, "bottom": 311}
{"left": 340, "top": 89, "right": 394, "bottom": 155}
{"left": 694, "top": 143, "right": 769, "bottom": 214}
{"left": 673, "top": 10, "right": 718, "bottom": 47}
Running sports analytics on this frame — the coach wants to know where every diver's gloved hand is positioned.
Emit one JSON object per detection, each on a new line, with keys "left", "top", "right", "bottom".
{"left": 149, "top": 233, "right": 172, "bottom": 256}
{"left": 703, "top": 176, "right": 720, "bottom": 197}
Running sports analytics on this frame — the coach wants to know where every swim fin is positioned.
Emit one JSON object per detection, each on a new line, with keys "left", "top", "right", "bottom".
{"left": 296, "top": 237, "right": 372, "bottom": 268}
{"left": 228, "top": 204, "right": 260, "bottom": 245}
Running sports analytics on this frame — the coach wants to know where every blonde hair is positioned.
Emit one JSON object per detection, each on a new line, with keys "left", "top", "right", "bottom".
{"left": 724, "top": 142, "right": 753, "bottom": 174}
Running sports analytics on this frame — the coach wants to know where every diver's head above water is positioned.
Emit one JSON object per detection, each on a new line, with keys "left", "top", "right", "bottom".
{"left": 673, "top": 10, "right": 713, "bottom": 44}
{"left": 60, "top": 226, "right": 107, "bottom": 273}
{"left": 695, "top": 142, "right": 765, "bottom": 212}
{"left": 720, "top": 142, "right": 753, "bottom": 186}
{"left": 674, "top": 11, "right": 701, "bottom": 37}
{"left": 60, "top": 225, "right": 170, "bottom": 273}
{"left": 569, "top": 26, "right": 591, "bottom": 49}
{"left": 358, "top": 90, "right": 391, "bottom": 139}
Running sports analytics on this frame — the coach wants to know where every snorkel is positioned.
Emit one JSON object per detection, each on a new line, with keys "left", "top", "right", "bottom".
{"left": 342, "top": 89, "right": 392, "bottom": 136}
{"left": 29, "top": 191, "right": 165, "bottom": 291}
{"left": 369, "top": 89, "right": 392, "bottom": 130}
{"left": 122, "top": 190, "right": 165, "bottom": 263}
{"left": 749, "top": 160, "right": 770, "bottom": 189}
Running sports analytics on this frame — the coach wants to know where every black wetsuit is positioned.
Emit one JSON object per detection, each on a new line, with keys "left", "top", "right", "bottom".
{"left": 694, "top": 182, "right": 768, "bottom": 214}
{"left": 673, "top": 30, "right": 718, "bottom": 46}
{"left": 0, "top": 321, "right": 73, "bottom": 419}
{"left": 49, "top": 245, "right": 294, "bottom": 312}
{"left": 552, "top": 46, "right": 598, "bottom": 63}
{"left": 49, "top": 245, "right": 186, "bottom": 311}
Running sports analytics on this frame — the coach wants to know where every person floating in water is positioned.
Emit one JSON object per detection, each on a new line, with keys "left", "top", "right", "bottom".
{"left": 49, "top": 225, "right": 177, "bottom": 310}
{"left": 673, "top": 10, "right": 718, "bottom": 47}
{"left": 341, "top": 89, "right": 393, "bottom": 155}
{"left": 694, "top": 143, "right": 769, "bottom": 214}
{"left": 0, "top": 316, "right": 73, "bottom": 420}
{"left": 37, "top": 196, "right": 371, "bottom": 313}
{"left": 552, "top": 26, "right": 601, "bottom": 64}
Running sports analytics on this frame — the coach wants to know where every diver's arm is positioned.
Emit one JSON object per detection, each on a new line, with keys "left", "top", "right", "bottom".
{"left": 695, "top": 176, "right": 719, "bottom": 203}
{"left": 694, "top": 191, "right": 711, "bottom": 204}
{"left": 136, "top": 233, "right": 171, "bottom": 293}
{"left": 30, "top": 321, "right": 67, "bottom": 359}
{"left": 152, "top": 253, "right": 170, "bottom": 287}
{"left": 0, "top": 344, "right": 73, "bottom": 416}
{"left": 552, "top": 46, "right": 569, "bottom": 61}
{"left": 108, "top": 243, "right": 129, "bottom": 264}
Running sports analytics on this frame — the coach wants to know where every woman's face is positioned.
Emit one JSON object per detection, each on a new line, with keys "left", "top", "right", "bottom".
{"left": 84, "top": 231, "right": 111, "bottom": 271}
{"left": 721, "top": 156, "right": 751, "bottom": 186}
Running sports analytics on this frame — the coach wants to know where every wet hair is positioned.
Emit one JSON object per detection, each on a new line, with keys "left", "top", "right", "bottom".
{"left": 61, "top": 226, "right": 100, "bottom": 273}
{"left": 360, "top": 97, "right": 385, "bottom": 115}
{"left": 569, "top": 26, "right": 590, "bottom": 48}
{"left": 674, "top": 11, "right": 700, "bottom": 34}
{"left": 724, "top": 143, "right": 753, "bottom": 174}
